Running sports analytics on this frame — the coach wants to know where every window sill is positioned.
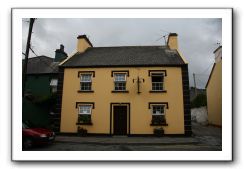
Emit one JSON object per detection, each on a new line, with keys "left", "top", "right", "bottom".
{"left": 111, "top": 90, "right": 129, "bottom": 93}
{"left": 149, "top": 90, "right": 167, "bottom": 93}
{"left": 77, "top": 90, "right": 94, "bottom": 93}
{"left": 76, "top": 122, "right": 93, "bottom": 125}
{"left": 150, "top": 123, "right": 168, "bottom": 126}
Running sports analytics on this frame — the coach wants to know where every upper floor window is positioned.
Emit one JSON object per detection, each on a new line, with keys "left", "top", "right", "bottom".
{"left": 80, "top": 74, "right": 92, "bottom": 91}
{"left": 114, "top": 73, "right": 127, "bottom": 91}
{"left": 50, "top": 78, "right": 58, "bottom": 93}
{"left": 151, "top": 73, "right": 164, "bottom": 91}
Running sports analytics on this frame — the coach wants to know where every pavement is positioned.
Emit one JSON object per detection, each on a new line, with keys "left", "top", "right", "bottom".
{"left": 28, "top": 122, "right": 222, "bottom": 151}
{"left": 54, "top": 122, "right": 221, "bottom": 146}
{"left": 55, "top": 135, "right": 199, "bottom": 145}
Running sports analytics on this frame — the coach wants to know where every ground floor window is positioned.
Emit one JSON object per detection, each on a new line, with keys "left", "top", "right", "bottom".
{"left": 151, "top": 105, "right": 166, "bottom": 125}
{"left": 78, "top": 105, "right": 92, "bottom": 124}
{"left": 50, "top": 78, "right": 58, "bottom": 93}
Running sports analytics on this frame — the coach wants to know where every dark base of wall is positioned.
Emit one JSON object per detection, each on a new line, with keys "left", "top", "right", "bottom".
{"left": 57, "top": 132, "right": 190, "bottom": 137}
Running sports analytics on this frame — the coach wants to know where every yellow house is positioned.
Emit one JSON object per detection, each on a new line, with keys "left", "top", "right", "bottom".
{"left": 206, "top": 46, "right": 222, "bottom": 127}
{"left": 56, "top": 33, "right": 192, "bottom": 136}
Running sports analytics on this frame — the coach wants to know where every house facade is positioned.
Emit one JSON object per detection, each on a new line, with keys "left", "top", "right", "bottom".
{"left": 57, "top": 34, "right": 191, "bottom": 136}
{"left": 23, "top": 45, "right": 67, "bottom": 128}
{"left": 206, "top": 46, "right": 222, "bottom": 127}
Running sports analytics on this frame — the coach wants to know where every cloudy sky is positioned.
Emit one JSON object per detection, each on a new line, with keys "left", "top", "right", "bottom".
{"left": 22, "top": 18, "right": 222, "bottom": 89}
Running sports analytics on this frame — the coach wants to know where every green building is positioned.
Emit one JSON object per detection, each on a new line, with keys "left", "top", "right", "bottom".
{"left": 23, "top": 45, "right": 67, "bottom": 129}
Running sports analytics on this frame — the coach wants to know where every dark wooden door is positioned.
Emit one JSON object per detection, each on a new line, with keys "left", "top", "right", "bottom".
{"left": 113, "top": 106, "right": 127, "bottom": 135}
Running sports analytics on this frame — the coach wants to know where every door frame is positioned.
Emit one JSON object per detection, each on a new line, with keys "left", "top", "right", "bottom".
{"left": 110, "top": 103, "right": 130, "bottom": 135}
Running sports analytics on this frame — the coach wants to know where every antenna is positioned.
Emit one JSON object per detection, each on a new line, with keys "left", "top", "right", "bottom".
{"left": 155, "top": 33, "right": 169, "bottom": 45}
{"left": 216, "top": 40, "right": 221, "bottom": 47}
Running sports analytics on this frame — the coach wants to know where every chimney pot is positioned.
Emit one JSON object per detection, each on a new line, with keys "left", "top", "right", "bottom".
{"left": 60, "top": 44, "right": 64, "bottom": 52}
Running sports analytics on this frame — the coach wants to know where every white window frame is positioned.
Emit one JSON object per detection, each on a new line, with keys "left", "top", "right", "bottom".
{"left": 151, "top": 105, "right": 165, "bottom": 116}
{"left": 50, "top": 78, "right": 58, "bottom": 93}
{"left": 50, "top": 78, "right": 58, "bottom": 86}
{"left": 151, "top": 73, "right": 164, "bottom": 91}
{"left": 80, "top": 74, "right": 92, "bottom": 91}
{"left": 114, "top": 73, "right": 127, "bottom": 82}
{"left": 78, "top": 105, "right": 92, "bottom": 115}
{"left": 114, "top": 73, "right": 127, "bottom": 91}
{"left": 80, "top": 74, "right": 92, "bottom": 82}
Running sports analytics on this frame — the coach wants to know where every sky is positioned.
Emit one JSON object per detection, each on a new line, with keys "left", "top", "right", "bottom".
{"left": 22, "top": 18, "right": 222, "bottom": 89}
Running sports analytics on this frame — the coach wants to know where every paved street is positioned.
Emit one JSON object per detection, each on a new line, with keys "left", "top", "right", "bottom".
{"left": 27, "top": 122, "right": 222, "bottom": 151}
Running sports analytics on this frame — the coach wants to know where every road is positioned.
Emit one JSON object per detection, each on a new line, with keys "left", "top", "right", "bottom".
{"left": 30, "top": 142, "right": 221, "bottom": 151}
{"left": 27, "top": 122, "right": 222, "bottom": 151}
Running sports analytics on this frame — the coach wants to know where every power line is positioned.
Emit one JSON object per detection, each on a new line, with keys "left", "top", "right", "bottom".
{"left": 29, "top": 46, "right": 57, "bottom": 72}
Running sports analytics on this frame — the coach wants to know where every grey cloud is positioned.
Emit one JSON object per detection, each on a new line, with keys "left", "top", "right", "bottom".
{"left": 22, "top": 18, "right": 222, "bottom": 88}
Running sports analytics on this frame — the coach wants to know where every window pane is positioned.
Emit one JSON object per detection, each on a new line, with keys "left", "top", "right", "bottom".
{"left": 152, "top": 105, "right": 164, "bottom": 115}
{"left": 152, "top": 82, "right": 163, "bottom": 91}
{"left": 50, "top": 79, "right": 58, "bottom": 86}
{"left": 78, "top": 114, "right": 91, "bottom": 123}
{"left": 81, "top": 82, "right": 91, "bottom": 91}
{"left": 152, "top": 75, "right": 163, "bottom": 82}
{"left": 79, "top": 105, "right": 92, "bottom": 114}
{"left": 115, "top": 82, "right": 126, "bottom": 91}
{"left": 80, "top": 74, "right": 92, "bottom": 82}
{"left": 114, "top": 73, "right": 126, "bottom": 81}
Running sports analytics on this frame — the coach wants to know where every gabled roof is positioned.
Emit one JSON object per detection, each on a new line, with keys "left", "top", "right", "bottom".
{"left": 61, "top": 46, "right": 186, "bottom": 68}
{"left": 205, "top": 63, "right": 216, "bottom": 88}
{"left": 23, "top": 56, "right": 59, "bottom": 74}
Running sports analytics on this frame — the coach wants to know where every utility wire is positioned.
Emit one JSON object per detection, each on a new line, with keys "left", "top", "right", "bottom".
{"left": 29, "top": 46, "right": 57, "bottom": 72}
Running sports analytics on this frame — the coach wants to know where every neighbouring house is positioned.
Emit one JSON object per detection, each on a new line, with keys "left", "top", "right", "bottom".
{"left": 190, "top": 87, "right": 206, "bottom": 102}
{"left": 57, "top": 33, "right": 191, "bottom": 136}
{"left": 206, "top": 46, "right": 222, "bottom": 127}
{"left": 23, "top": 45, "right": 67, "bottom": 128}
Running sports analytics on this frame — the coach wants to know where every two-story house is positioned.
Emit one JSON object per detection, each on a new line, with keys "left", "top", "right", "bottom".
{"left": 57, "top": 33, "right": 191, "bottom": 136}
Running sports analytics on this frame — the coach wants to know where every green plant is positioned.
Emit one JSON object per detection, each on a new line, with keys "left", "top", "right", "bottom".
{"left": 153, "top": 127, "right": 164, "bottom": 137}
{"left": 151, "top": 115, "right": 166, "bottom": 125}
{"left": 77, "top": 126, "right": 87, "bottom": 136}
{"left": 78, "top": 115, "right": 91, "bottom": 123}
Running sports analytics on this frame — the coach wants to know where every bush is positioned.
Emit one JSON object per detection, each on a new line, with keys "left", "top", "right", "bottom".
{"left": 77, "top": 126, "right": 88, "bottom": 136}
{"left": 191, "top": 94, "right": 207, "bottom": 108}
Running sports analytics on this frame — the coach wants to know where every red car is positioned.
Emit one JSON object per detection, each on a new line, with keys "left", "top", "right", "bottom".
{"left": 22, "top": 122, "right": 55, "bottom": 149}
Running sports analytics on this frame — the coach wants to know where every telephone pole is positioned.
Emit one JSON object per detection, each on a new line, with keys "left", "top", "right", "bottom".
{"left": 22, "top": 18, "right": 35, "bottom": 97}
{"left": 193, "top": 73, "right": 197, "bottom": 96}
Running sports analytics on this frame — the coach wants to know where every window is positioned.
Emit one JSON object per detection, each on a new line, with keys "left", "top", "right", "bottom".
{"left": 151, "top": 105, "right": 166, "bottom": 125}
{"left": 80, "top": 74, "right": 92, "bottom": 91}
{"left": 114, "top": 73, "right": 126, "bottom": 91}
{"left": 151, "top": 73, "right": 164, "bottom": 91}
{"left": 50, "top": 78, "right": 58, "bottom": 93}
{"left": 78, "top": 105, "right": 92, "bottom": 124}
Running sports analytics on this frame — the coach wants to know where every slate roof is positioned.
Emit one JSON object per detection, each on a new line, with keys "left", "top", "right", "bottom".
{"left": 23, "top": 56, "right": 59, "bottom": 74}
{"left": 62, "top": 46, "right": 185, "bottom": 67}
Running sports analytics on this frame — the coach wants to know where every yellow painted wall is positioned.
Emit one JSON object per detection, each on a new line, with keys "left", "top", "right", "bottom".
{"left": 60, "top": 67, "right": 185, "bottom": 134}
{"left": 206, "top": 61, "right": 222, "bottom": 126}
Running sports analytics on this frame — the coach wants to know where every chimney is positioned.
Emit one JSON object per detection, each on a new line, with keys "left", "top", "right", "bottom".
{"left": 167, "top": 33, "right": 178, "bottom": 50}
{"left": 60, "top": 44, "right": 64, "bottom": 52}
{"left": 213, "top": 45, "right": 222, "bottom": 63}
{"left": 77, "top": 35, "right": 93, "bottom": 53}
{"left": 54, "top": 44, "right": 68, "bottom": 62}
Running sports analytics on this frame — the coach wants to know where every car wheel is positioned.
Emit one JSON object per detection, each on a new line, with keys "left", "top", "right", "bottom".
{"left": 23, "top": 138, "right": 33, "bottom": 149}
